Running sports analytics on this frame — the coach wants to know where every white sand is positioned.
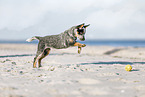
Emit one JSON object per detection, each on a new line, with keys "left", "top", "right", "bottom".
{"left": 0, "top": 44, "right": 145, "bottom": 97}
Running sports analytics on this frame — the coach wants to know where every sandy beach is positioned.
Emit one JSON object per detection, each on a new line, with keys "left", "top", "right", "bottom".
{"left": 0, "top": 44, "right": 145, "bottom": 97}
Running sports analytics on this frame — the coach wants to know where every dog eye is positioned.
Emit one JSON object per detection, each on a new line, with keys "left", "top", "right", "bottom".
{"left": 77, "top": 29, "right": 84, "bottom": 35}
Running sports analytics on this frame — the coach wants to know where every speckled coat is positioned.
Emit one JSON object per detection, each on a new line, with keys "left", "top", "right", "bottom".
{"left": 35, "top": 26, "right": 77, "bottom": 52}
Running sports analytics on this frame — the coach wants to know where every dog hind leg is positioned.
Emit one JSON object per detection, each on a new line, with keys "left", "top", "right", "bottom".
{"left": 33, "top": 50, "right": 43, "bottom": 68}
{"left": 33, "top": 42, "right": 45, "bottom": 68}
{"left": 38, "top": 48, "right": 51, "bottom": 68}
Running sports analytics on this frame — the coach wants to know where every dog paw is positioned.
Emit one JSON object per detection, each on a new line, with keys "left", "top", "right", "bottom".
{"left": 78, "top": 50, "right": 81, "bottom": 54}
{"left": 38, "top": 65, "right": 42, "bottom": 68}
{"left": 78, "top": 47, "right": 81, "bottom": 54}
{"left": 82, "top": 44, "right": 86, "bottom": 47}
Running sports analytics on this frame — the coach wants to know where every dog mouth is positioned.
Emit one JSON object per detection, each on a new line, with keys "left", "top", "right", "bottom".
{"left": 77, "top": 35, "right": 85, "bottom": 41}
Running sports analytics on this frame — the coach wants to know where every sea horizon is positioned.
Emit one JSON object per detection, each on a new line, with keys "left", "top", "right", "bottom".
{"left": 0, "top": 40, "right": 145, "bottom": 47}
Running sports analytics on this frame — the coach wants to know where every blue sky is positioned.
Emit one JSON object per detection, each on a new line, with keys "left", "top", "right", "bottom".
{"left": 0, "top": 0, "right": 145, "bottom": 40}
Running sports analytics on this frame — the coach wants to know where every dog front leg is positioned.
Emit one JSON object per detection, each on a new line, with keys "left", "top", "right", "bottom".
{"left": 78, "top": 47, "right": 81, "bottom": 54}
{"left": 74, "top": 42, "right": 86, "bottom": 47}
{"left": 74, "top": 42, "right": 86, "bottom": 54}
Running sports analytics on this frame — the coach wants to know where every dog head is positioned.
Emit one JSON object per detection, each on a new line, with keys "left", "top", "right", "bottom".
{"left": 75, "top": 23, "right": 90, "bottom": 41}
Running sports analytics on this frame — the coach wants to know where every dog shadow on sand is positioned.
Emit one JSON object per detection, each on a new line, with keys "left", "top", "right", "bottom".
{"left": 79, "top": 61, "right": 145, "bottom": 65}
{"left": 0, "top": 53, "right": 77, "bottom": 58}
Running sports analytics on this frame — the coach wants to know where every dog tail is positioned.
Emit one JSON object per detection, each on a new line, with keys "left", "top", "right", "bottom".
{"left": 26, "top": 36, "right": 40, "bottom": 42}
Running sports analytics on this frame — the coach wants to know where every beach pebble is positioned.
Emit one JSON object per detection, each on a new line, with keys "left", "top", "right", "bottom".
{"left": 27, "top": 61, "right": 31, "bottom": 63}
{"left": 7, "top": 70, "right": 11, "bottom": 72}
{"left": 6, "top": 59, "right": 11, "bottom": 61}
{"left": 19, "top": 71, "right": 23, "bottom": 74}
{"left": 76, "top": 64, "right": 80, "bottom": 67}
{"left": 80, "top": 69, "right": 84, "bottom": 71}
{"left": 48, "top": 66, "right": 55, "bottom": 71}
{"left": 74, "top": 67, "right": 77, "bottom": 69}
{"left": 0, "top": 60, "right": 6, "bottom": 63}
{"left": 12, "top": 62, "right": 16, "bottom": 65}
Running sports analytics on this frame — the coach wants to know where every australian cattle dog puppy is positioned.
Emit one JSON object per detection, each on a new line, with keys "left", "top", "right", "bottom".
{"left": 26, "top": 23, "right": 90, "bottom": 68}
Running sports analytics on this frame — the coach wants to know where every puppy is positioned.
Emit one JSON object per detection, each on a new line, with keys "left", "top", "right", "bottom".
{"left": 26, "top": 23, "right": 90, "bottom": 68}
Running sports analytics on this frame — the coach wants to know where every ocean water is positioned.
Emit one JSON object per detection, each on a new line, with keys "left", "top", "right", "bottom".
{"left": 83, "top": 40, "right": 145, "bottom": 47}
{"left": 0, "top": 40, "right": 145, "bottom": 47}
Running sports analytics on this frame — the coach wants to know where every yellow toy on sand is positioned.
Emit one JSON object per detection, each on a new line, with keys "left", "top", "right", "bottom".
{"left": 125, "top": 65, "right": 132, "bottom": 71}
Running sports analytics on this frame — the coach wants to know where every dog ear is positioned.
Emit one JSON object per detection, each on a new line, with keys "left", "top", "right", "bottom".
{"left": 76, "top": 23, "right": 85, "bottom": 28}
{"left": 83, "top": 24, "right": 90, "bottom": 28}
